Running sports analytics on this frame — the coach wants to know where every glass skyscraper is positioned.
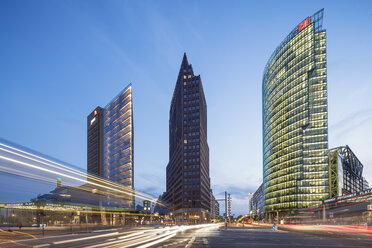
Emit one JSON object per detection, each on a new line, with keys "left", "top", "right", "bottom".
{"left": 103, "top": 84, "right": 134, "bottom": 189}
{"left": 87, "top": 84, "right": 134, "bottom": 209}
{"left": 262, "top": 9, "right": 329, "bottom": 213}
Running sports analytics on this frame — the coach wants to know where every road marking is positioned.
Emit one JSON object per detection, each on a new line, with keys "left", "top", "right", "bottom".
{"left": 14, "top": 231, "right": 37, "bottom": 239}
{"left": 185, "top": 236, "right": 196, "bottom": 248}
{"left": 160, "top": 238, "right": 188, "bottom": 247}
{"left": 93, "top": 228, "right": 117, "bottom": 233}
{"left": 0, "top": 229, "right": 37, "bottom": 239}
{"left": 53, "top": 231, "right": 119, "bottom": 244}
{"left": 33, "top": 244, "right": 50, "bottom": 248}
{"left": 119, "top": 231, "right": 176, "bottom": 248}
{"left": 136, "top": 233, "right": 177, "bottom": 248}
{"left": 5, "top": 239, "right": 31, "bottom": 247}
{"left": 85, "top": 232, "right": 152, "bottom": 248}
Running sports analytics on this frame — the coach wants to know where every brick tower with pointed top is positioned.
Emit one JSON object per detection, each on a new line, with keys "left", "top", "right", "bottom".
{"left": 164, "top": 53, "right": 210, "bottom": 222}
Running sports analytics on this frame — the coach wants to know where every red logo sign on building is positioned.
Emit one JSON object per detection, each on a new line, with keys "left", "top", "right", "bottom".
{"left": 298, "top": 17, "right": 310, "bottom": 32}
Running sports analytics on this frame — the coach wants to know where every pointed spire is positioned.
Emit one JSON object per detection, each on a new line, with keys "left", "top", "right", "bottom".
{"left": 181, "top": 52, "right": 189, "bottom": 69}
{"left": 177, "top": 52, "right": 194, "bottom": 82}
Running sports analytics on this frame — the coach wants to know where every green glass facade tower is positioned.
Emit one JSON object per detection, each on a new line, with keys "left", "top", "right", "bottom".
{"left": 262, "top": 9, "right": 329, "bottom": 213}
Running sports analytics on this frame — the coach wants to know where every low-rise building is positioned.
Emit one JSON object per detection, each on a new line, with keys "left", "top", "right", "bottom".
{"left": 328, "top": 145, "right": 365, "bottom": 198}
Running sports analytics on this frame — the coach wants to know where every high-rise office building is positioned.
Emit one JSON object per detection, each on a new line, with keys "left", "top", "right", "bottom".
{"left": 262, "top": 9, "right": 329, "bottom": 216}
{"left": 165, "top": 53, "right": 210, "bottom": 222}
{"left": 87, "top": 84, "right": 134, "bottom": 208}
{"left": 87, "top": 107, "right": 104, "bottom": 177}
{"left": 103, "top": 84, "right": 134, "bottom": 189}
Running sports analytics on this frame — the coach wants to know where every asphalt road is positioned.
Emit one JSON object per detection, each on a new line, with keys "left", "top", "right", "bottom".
{"left": 159, "top": 224, "right": 372, "bottom": 248}
{"left": 1, "top": 224, "right": 372, "bottom": 247}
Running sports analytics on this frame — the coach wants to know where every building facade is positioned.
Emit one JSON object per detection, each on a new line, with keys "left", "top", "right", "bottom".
{"left": 103, "top": 84, "right": 134, "bottom": 189}
{"left": 165, "top": 53, "right": 210, "bottom": 222}
{"left": 87, "top": 84, "right": 134, "bottom": 208}
{"left": 87, "top": 107, "right": 104, "bottom": 177}
{"left": 210, "top": 189, "right": 219, "bottom": 220}
{"left": 252, "top": 184, "right": 264, "bottom": 217}
{"left": 363, "top": 177, "right": 369, "bottom": 191}
{"left": 215, "top": 200, "right": 220, "bottom": 218}
{"left": 328, "top": 145, "right": 364, "bottom": 197}
{"left": 262, "top": 9, "right": 329, "bottom": 214}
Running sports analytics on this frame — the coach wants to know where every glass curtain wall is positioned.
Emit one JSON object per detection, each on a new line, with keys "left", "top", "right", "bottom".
{"left": 103, "top": 84, "right": 134, "bottom": 189}
{"left": 262, "top": 9, "right": 328, "bottom": 211}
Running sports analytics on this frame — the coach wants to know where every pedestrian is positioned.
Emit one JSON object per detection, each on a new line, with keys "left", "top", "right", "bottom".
{"left": 18, "top": 222, "right": 22, "bottom": 231}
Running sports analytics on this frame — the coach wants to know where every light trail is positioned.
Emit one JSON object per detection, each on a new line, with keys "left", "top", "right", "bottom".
{"left": 119, "top": 230, "right": 179, "bottom": 248}
{"left": 1, "top": 141, "right": 149, "bottom": 202}
{"left": 86, "top": 231, "right": 154, "bottom": 248}
{"left": 53, "top": 231, "right": 119, "bottom": 244}
{"left": 117, "top": 231, "right": 145, "bottom": 239}
{"left": 135, "top": 233, "right": 177, "bottom": 248}
{"left": 0, "top": 141, "right": 163, "bottom": 204}
{"left": 125, "top": 224, "right": 218, "bottom": 248}
{"left": 0, "top": 153, "right": 156, "bottom": 204}
{"left": 85, "top": 224, "right": 219, "bottom": 248}
{"left": 0, "top": 164, "right": 57, "bottom": 185}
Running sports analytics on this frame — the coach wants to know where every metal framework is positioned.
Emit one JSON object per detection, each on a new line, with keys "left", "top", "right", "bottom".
{"left": 329, "top": 146, "right": 364, "bottom": 196}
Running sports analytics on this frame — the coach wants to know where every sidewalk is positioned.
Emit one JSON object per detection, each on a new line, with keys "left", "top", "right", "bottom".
{"left": 0, "top": 225, "right": 121, "bottom": 241}
{"left": 254, "top": 223, "right": 372, "bottom": 236}
{"left": 0, "top": 224, "right": 165, "bottom": 241}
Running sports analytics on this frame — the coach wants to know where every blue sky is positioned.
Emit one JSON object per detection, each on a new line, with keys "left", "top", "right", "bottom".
{"left": 1, "top": 0, "right": 372, "bottom": 216}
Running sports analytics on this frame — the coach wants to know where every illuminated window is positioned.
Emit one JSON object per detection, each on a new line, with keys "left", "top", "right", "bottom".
{"left": 262, "top": 9, "right": 328, "bottom": 211}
